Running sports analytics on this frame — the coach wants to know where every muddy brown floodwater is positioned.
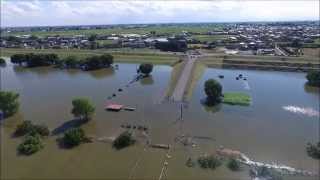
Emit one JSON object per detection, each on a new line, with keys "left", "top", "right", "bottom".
{"left": 0, "top": 58, "right": 319, "bottom": 180}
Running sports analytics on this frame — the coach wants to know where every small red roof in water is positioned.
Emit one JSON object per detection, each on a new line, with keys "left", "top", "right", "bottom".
{"left": 105, "top": 104, "right": 123, "bottom": 110}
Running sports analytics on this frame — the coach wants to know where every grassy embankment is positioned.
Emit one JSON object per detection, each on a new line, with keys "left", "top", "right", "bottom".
{"left": 198, "top": 54, "right": 320, "bottom": 72}
{"left": 223, "top": 93, "right": 251, "bottom": 106}
{"left": 0, "top": 48, "right": 180, "bottom": 65}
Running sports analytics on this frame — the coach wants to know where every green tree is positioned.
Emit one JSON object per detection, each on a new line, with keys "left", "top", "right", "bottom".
{"left": 113, "top": 131, "right": 135, "bottom": 150}
{"left": 0, "top": 91, "right": 19, "bottom": 118}
{"left": 306, "top": 71, "right": 320, "bottom": 87}
{"left": 17, "top": 134, "right": 43, "bottom": 155}
{"left": 63, "top": 127, "right": 87, "bottom": 147}
{"left": 71, "top": 98, "right": 95, "bottom": 121}
{"left": 138, "top": 63, "right": 153, "bottom": 76}
{"left": 204, "top": 79, "right": 222, "bottom": 105}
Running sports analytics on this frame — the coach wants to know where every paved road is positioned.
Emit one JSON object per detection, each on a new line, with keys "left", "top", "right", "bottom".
{"left": 171, "top": 54, "right": 197, "bottom": 101}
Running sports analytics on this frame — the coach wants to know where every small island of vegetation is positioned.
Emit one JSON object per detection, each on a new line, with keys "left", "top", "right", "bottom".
{"left": 223, "top": 92, "right": 251, "bottom": 106}
{"left": 15, "top": 120, "right": 50, "bottom": 155}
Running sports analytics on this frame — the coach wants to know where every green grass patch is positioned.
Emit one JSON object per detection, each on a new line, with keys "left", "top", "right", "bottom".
{"left": 192, "top": 35, "right": 229, "bottom": 42}
{"left": 223, "top": 92, "right": 251, "bottom": 106}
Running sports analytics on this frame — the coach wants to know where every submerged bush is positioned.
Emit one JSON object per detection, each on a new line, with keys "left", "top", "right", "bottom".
{"left": 62, "top": 128, "right": 87, "bottom": 147}
{"left": 306, "top": 142, "right": 320, "bottom": 159}
{"left": 15, "top": 121, "right": 34, "bottom": 136}
{"left": 17, "top": 135, "right": 43, "bottom": 155}
{"left": 197, "top": 155, "right": 222, "bottom": 170}
{"left": 15, "top": 121, "right": 50, "bottom": 137}
{"left": 306, "top": 71, "right": 320, "bottom": 87}
{"left": 113, "top": 131, "right": 135, "bottom": 150}
{"left": 227, "top": 158, "right": 241, "bottom": 171}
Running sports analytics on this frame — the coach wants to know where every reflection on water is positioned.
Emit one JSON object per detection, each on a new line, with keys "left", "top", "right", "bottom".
{"left": 87, "top": 68, "right": 115, "bottom": 79}
{"left": 304, "top": 83, "right": 320, "bottom": 95}
{"left": 282, "top": 105, "right": 319, "bottom": 117}
{"left": 139, "top": 75, "right": 154, "bottom": 85}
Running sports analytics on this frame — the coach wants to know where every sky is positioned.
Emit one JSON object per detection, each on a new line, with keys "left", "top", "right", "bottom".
{"left": 1, "top": 0, "right": 319, "bottom": 27}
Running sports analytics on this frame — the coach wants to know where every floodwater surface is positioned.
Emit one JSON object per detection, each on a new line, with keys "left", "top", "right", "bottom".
{"left": 0, "top": 58, "right": 319, "bottom": 180}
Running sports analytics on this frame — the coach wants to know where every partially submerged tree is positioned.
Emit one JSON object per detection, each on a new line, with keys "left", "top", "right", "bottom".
{"left": 62, "top": 127, "right": 87, "bottom": 147}
{"left": 138, "top": 63, "right": 153, "bottom": 76}
{"left": 306, "top": 71, "right": 320, "bottom": 87}
{"left": 0, "top": 91, "right": 19, "bottom": 118}
{"left": 204, "top": 79, "right": 222, "bottom": 105}
{"left": 71, "top": 98, "right": 95, "bottom": 121}
{"left": 113, "top": 131, "right": 135, "bottom": 150}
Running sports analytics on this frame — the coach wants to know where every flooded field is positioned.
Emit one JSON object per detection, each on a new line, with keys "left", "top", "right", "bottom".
{"left": 0, "top": 59, "right": 319, "bottom": 179}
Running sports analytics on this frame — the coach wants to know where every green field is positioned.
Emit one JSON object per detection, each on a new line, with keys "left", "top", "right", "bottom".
{"left": 191, "top": 35, "right": 230, "bottom": 42}
{"left": 0, "top": 48, "right": 180, "bottom": 65}
{"left": 2, "top": 25, "right": 223, "bottom": 37}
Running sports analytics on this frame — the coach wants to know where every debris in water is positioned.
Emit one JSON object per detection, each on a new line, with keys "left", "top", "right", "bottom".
{"left": 282, "top": 105, "right": 319, "bottom": 117}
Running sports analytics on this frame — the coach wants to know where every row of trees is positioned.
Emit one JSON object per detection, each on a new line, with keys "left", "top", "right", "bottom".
{"left": 10, "top": 53, "right": 114, "bottom": 70}
{"left": 11, "top": 53, "right": 59, "bottom": 67}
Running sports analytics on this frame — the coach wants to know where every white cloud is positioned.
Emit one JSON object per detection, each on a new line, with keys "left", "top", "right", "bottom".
{"left": 1, "top": 0, "right": 319, "bottom": 27}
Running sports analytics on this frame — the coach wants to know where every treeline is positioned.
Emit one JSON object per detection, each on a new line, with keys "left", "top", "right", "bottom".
{"left": 10, "top": 53, "right": 114, "bottom": 70}
{"left": 155, "top": 40, "right": 187, "bottom": 52}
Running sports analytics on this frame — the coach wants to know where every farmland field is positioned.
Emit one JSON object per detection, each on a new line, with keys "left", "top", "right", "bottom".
{"left": 2, "top": 24, "right": 224, "bottom": 37}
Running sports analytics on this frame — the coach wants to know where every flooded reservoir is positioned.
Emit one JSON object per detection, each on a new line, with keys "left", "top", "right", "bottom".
{"left": 0, "top": 58, "right": 319, "bottom": 179}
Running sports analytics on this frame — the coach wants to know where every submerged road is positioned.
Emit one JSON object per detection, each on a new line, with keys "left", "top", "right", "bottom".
{"left": 171, "top": 54, "right": 198, "bottom": 102}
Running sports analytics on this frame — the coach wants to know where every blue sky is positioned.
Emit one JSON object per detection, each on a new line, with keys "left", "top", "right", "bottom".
{"left": 1, "top": 1, "right": 319, "bottom": 27}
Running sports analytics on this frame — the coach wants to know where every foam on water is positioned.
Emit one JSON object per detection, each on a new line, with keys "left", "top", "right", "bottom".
{"left": 282, "top": 105, "right": 319, "bottom": 117}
